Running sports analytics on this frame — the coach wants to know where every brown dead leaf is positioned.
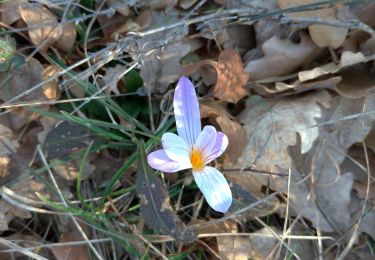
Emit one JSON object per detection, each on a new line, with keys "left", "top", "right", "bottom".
{"left": 108, "top": 0, "right": 131, "bottom": 16}
{"left": 233, "top": 91, "right": 375, "bottom": 232}
{"left": 218, "top": 235, "right": 251, "bottom": 260}
{"left": 248, "top": 227, "right": 314, "bottom": 260}
{"left": 216, "top": 115, "right": 247, "bottom": 164}
{"left": 260, "top": 76, "right": 341, "bottom": 96}
{"left": 200, "top": 100, "right": 247, "bottom": 164}
{"left": 54, "top": 22, "right": 77, "bottom": 52}
{"left": 0, "top": 0, "right": 27, "bottom": 25}
{"left": 0, "top": 233, "right": 51, "bottom": 259}
{"left": 211, "top": 50, "right": 249, "bottom": 103}
{"left": 19, "top": 4, "right": 62, "bottom": 50}
{"left": 298, "top": 51, "right": 368, "bottom": 82}
{"left": 0, "top": 57, "right": 45, "bottom": 101}
{"left": 278, "top": 0, "right": 348, "bottom": 48}
{"left": 42, "top": 65, "right": 61, "bottom": 100}
{"left": 0, "top": 201, "right": 31, "bottom": 231}
{"left": 97, "top": 11, "right": 127, "bottom": 41}
{"left": 141, "top": 42, "right": 191, "bottom": 93}
{"left": 101, "top": 64, "right": 126, "bottom": 95}
{"left": 52, "top": 221, "right": 90, "bottom": 260}
{"left": 245, "top": 33, "right": 320, "bottom": 81}
{"left": 217, "top": 25, "right": 254, "bottom": 55}
{"left": 335, "top": 66, "right": 375, "bottom": 98}
{"left": 183, "top": 50, "right": 249, "bottom": 103}
{"left": 179, "top": 0, "right": 198, "bottom": 9}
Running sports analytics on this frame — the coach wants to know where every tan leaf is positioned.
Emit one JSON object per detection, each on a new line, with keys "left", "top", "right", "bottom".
{"left": 0, "top": 0, "right": 28, "bottom": 25}
{"left": 19, "top": 4, "right": 62, "bottom": 50}
{"left": 42, "top": 65, "right": 61, "bottom": 100}
{"left": 54, "top": 22, "right": 77, "bottom": 52}
{"left": 245, "top": 33, "right": 320, "bottom": 81}
{"left": 278, "top": 0, "right": 348, "bottom": 48}
{"left": 218, "top": 236, "right": 251, "bottom": 260}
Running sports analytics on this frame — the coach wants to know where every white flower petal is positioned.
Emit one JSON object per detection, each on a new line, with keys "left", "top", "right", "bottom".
{"left": 195, "top": 125, "right": 217, "bottom": 161}
{"left": 147, "top": 150, "right": 191, "bottom": 173}
{"left": 162, "top": 132, "right": 191, "bottom": 166}
{"left": 204, "top": 132, "right": 229, "bottom": 163}
{"left": 193, "top": 166, "right": 232, "bottom": 213}
{"left": 173, "top": 77, "right": 201, "bottom": 147}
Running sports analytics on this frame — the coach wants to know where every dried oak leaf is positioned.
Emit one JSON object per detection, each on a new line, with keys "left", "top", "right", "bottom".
{"left": 245, "top": 33, "right": 320, "bottom": 81}
{"left": 183, "top": 49, "right": 249, "bottom": 103}
{"left": 232, "top": 91, "right": 375, "bottom": 232}
{"left": 19, "top": 4, "right": 62, "bottom": 50}
{"left": 278, "top": 0, "right": 348, "bottom": 48}
{"left": 136, "top": 142, "right": 195, "bottom": 243}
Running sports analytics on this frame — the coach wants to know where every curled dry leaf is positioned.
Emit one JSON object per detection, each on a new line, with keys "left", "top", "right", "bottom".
{"left": 245, "top": 33, "right": 320, "bottom": 81}
{"left": 278, "top": 0, "right": 348, "bottom": 48}
{"left": 200, "top": 100, "right": 247, "bottom": 164}
{"left": 260, "top": 76, "right": 341, "bottom": 96}
{"left": 136, "top": 142, "right": 195, "bottom": 243}
{"left": 298, "top": 51, "right": 368, "bottom": 82}
{"left": 184, "top": 49, "right": 249, "bottom": 103}
{"left": 19, "top": 4, "right": 62, "bottom": 50}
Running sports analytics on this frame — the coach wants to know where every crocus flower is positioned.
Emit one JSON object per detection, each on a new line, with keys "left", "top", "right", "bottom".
{"left": 147, "top": 76, "right": 232, "bottom": 213}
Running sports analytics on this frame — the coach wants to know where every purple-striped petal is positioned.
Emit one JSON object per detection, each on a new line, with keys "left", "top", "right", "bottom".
{"left": 147, "top": 149, "right": 191, "bottom": 173}
{"left": 161, "top": 132, "right": 190, "bottom": 164}
{"left": 204, "top": 132, "right": 229, "bottom": 163}
{"left": 195, "top": 125, "right": 217, "bottom": 160}
{"left": 173, "top": 77, "right": 201, "bottom": 147}
{"left": 193, "top": 166, "right": 232, "bottom": 213}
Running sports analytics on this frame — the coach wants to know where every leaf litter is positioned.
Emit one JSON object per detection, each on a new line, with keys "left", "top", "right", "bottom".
{"left": 0, "top": 0, "right": 375, "bottom": 259}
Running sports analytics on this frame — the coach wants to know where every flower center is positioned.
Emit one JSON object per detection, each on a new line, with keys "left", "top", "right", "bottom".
{"left": 190, "top": 148, "right": 205, "bottom": 171}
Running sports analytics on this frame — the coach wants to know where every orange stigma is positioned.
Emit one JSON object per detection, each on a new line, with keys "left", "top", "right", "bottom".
{"left": 190, "top": 148, "right": 205, "bottom": 171}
